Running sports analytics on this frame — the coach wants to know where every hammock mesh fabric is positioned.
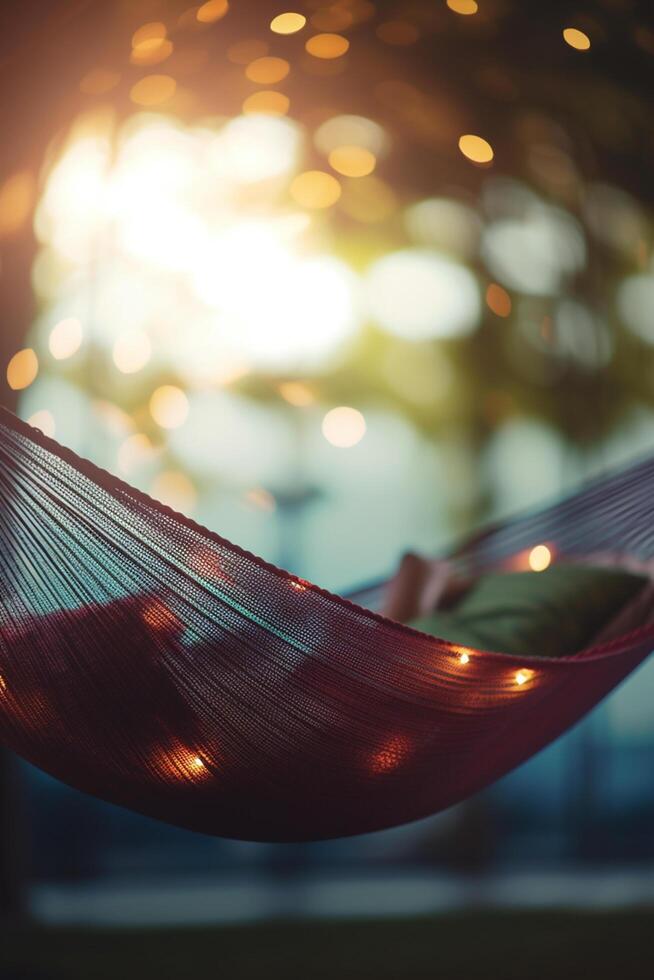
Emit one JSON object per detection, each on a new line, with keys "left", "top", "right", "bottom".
{"left": 0, "top": 405, "right": 652, "bottom": 842}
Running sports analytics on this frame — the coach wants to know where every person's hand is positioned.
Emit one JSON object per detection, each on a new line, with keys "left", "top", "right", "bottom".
{"left": 382, "top": 553, "right": 473, "bottom": 622}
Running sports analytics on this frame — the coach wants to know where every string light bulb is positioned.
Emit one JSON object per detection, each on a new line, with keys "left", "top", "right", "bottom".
{"left": 528, "top": 544, "right": 552, "bottom": 572}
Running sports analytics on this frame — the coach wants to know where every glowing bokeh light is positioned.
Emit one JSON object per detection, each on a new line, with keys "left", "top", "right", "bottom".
{"left": 245, "top": 56, "right": 290, "bottom": 84}
{"left": 305, "top": 33, "right": 350, "bottom": 59}
{"left": 117, "top": 433, "right": 156, "bottom": 475}
{"left": 552, "top": 300, "right": 613, "bottom": 369}
{"left": 365, "top": 250, "right": 480, "bottom": 340}
{"left": 404, "top": 198, "right": 481, "bottom": 258}
{"left": 152, "top": 741, "right": 212, "bottom": 782}
{"left": 27, "top": 410, "right": 56, "bottom": 438}
{"left": 322, "top": 406, "right": 366, "bottom": 448}
{"left": 130, "top": 38, "right": 174, "bottom": 67}
{"left": 270, "top": 12, "right": 306, "bottom": 35}
{"left": 192, "top": 223, "right": 357, "bottom": 370}
{"left": 7, "top": 349, "right": 39, "bottom": 391}
{"left": 290, "top": 170, "right": 341, "bottom": 208}
{"left": 212, "top": 114, "right": 301, "bottom": 182}
{"left": 328, "top": 146, "right": 376, "bottom": 177}
{"left": 129, "top": 74, "right": 177, "bottom": 106}
{"left": 583, "top": 183, "right": 647, "bottom": 255}
{"left": 279, "top": 381, "right": 315, "bottom": 406}
{"left": 149, "top": 385, "right": 189, "bottom": 429}
{"left": 314, "top": 115, "right": 388, "bottom": 157}
{"left": 151, "top": 470, "right": 197, "bottom": 512}
{"left": 446, "top": 0, "right": 478, "bottom": 14}
{"left": 563, "top": 27, "right": 591, "bottom": 50}
{"left": 34, "top": 133, "right": 111, "bottom": 263}
{"left": 242, "top": 90, "right": 290, "bottom": 116}
{"left": 481, "top": 207, "right": 586, "bottom": 296}
{"left": 528, "top": 544, "right": 552, "bottom": 572}
{"left": 458, "top": 134, "right": 494, "bottom": 164}
{"left": 27, "top": 107, "right": 361, "bottom": 427}
{"left": 112, "top": 330, "right": 152, "bottom": 374}
{"left": 617, "top": 275, "right": 654, "bottom": 344}
{"left": 49, "top": 317, "right": 83, "bottom": 360}
{"left": 0, "top": 171, "right": 35, "bottom": 237}
{"left": 196, "top": 0, "right": 229, "bottom": 24}
{"left": 132, "top": 22, "right": 167, "bottom": 47}
{"left": 486, "top": 283, "right": 512, "bottom": 318}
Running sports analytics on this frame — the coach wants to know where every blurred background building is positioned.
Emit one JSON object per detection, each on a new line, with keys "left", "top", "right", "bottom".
{"left": 1, "top": 0, "right": 654, "bottom": 926}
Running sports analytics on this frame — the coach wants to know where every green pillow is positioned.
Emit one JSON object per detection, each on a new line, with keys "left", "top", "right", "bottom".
{"left": 410, "top": 565, "right": 647, "bottom": 658}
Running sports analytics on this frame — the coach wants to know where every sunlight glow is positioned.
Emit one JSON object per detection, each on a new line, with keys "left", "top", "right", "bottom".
{"left": 192, "top": 222, "right": 357, "bottom": 370}
{"left": 33, "top": 113, "right": 358, "bottom": 379}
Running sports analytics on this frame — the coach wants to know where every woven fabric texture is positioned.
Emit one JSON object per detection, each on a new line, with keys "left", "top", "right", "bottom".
{"left": 0, "top": 405, "right": 652, "bottom": 841}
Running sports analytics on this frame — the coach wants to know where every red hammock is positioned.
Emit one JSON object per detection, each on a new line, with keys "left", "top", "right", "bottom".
{"left": 0, "top": 404, "right": 651, "bottom": 841}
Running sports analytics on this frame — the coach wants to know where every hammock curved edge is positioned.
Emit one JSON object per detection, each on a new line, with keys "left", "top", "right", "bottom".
{"left": 0, "top": 404, "right": 652, "bottom": 842}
